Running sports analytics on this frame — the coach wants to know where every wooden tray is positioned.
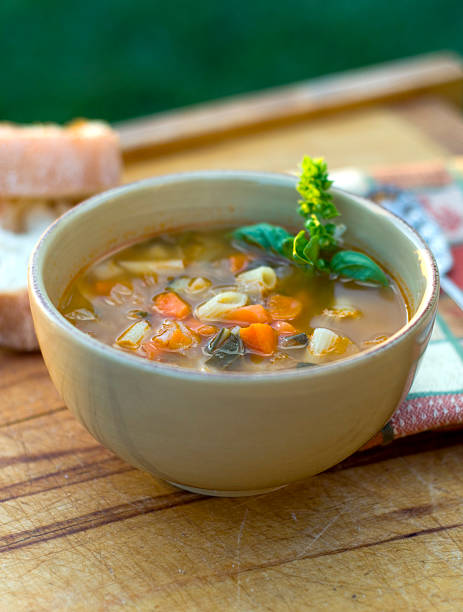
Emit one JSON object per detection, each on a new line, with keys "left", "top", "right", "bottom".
{"left": 2, "top": 53, "right": 463, "bottom": 610}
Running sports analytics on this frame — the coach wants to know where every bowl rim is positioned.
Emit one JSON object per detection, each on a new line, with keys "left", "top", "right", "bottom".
{"left": 28, "top": 169, "right": 440, "bottom": 384}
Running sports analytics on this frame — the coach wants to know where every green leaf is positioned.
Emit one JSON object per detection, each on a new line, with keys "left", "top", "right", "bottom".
{"left": 290, "top": 231, "right": 321, "bottom": 274}
{"left": 303, "top": 235, "right": 320, "bottom": 263}
{"left": 232, "top": 156, "right": 390, "bottom": 286}
{"left": 232, "top": 223, "right": 293, "bottom": 257}
{"left": 330, "top": 251, "right": 389, "bottom": 286}
{"left": 292, "top": 231, "right": 309, "bottom": 264}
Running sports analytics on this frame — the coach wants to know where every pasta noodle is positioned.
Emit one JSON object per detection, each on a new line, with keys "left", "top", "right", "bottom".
{"left": 196, "top": 291, "right": 248, "bottom": 321}
{"left": 147, "top": 259, "right": 184, "bottom": 273}
{"left": 119, "top": 261, "right": 160, "bottom": 277}
{"left": 170, "top": 276, "right": 211, "bottom": 294}
{"left": 305, "top": 328, "right": 357, "bottom": 364}
{"left": 169, "top": 276, "right": 190, "bottom": 293}
{"left": 116, "top": 320, "right": 150, "bottom": 348}
{"left": 91, "top": 260, "right": 122, "bottom": 280}
{"left": 188, "top": 277, "right": 211, "bottom": 294}
{"left": 236, "top": 266, "right": 277, "bottom": 296}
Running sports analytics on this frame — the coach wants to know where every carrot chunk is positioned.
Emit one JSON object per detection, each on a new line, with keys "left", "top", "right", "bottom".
{"left": 184, "top": 317, "right": 218, "bottom": 336}
{"left": 240, "top": 323, "right": 276, "bottom": 356}
{"left": 153, "top": 292, "right": 190, "bottom": 319}
{"left": 272, "top": 320, "right": 297, "bottom": 335}
{"left": 197, "top": 325, "right": 218, "bottom": 337}
{"left": 229, "top": 253, "right": 251, "bottom": 274}
{"left": 225, "top": 304, "right": 271, "bottom": 325}
{"left": 152, "top": 321, "right": 198, "bottom": 351}
{"left": 142, "top": 341, "right": 162, "bottom": 360}
{"left": 267, "top": 294, "right": 303, "bottom": 320}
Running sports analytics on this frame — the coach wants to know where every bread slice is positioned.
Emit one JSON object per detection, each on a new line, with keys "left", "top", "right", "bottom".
{"left": 0, "top": 121, "right": 122, "bottom": 351}
{"left": 0, "top": 120, "right": 121, "bottom": 198}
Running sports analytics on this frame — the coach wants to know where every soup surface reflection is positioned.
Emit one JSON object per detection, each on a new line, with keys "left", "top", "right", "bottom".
{"left": 59, "top": 228, "right": 409, "bottom": 372}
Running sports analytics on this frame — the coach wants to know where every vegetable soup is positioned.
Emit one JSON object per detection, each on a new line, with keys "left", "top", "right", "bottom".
{"left": 59, "top": 228, "right": 409, "bottom": 372}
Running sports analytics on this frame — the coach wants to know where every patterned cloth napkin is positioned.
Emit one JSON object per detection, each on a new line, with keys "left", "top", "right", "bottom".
{"left": 331, "top": 159, "right": 463, "bottom": 449}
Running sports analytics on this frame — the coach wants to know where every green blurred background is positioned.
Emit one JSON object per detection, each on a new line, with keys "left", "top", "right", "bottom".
{"left": 1, "top": 0, "right": 462, "bottom": 124}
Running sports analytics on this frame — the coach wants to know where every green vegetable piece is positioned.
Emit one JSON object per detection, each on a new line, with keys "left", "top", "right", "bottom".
{"left": 205, "top": 327, "right": 231, "bottom": 354}
{"left": 330, "top": 250, "right": 389, "bottom": 286}
{"left": 205, "top": 331, "right": 245, "bottom": 370}
{"left": 279, "top": 333, "right": 309, "bottom": 349}
{"left": 232, "top": 223, "right": 293, "bottom": 257}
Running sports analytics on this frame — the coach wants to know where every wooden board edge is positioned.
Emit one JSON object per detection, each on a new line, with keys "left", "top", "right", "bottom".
{"left": 116, "top": 52, "right": 463, "bottom": 158}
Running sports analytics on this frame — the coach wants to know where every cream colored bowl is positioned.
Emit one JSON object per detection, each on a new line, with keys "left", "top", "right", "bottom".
{"left": 28, "top": 172, "right": 439, "bottom": 496}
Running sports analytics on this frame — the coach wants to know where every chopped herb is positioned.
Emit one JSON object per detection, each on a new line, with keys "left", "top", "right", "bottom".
{"left": 233, "top": 156, "right": 389, "bottom": 286}
{"left": 296, "top": 361, "right": 317, "bottom": 368}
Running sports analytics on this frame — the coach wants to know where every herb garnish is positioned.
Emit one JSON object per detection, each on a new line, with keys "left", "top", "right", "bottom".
{"left": 232, "top": 156, "right": 389, "bottom": 286}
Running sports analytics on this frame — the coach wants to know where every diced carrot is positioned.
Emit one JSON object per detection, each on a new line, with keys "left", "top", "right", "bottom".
{"left": 152, "top": 321, "right": 199, "bottom": 351}
{"left": 229, "top": 253, "right": 251, "bottom": 274}
{"left": 225, "top": 304, "right": 271, "bottom": 325}
{"left": 197, "top": 325, "right": 217, "bottom": 337}
{"left": 267, "top": 294, "right": 303, "bottom": 320}
{"left": 272, "top": 320, "right": 297, "bottom": 335}
{"left": 240, "top": 323, "right": 276, "bottom": 356}
{"left": 141, "top": 341, "right": 162, "bottom": 360}
{"left": 184, "top": 317, "right": 218, "bottom": 336}
{"left": 93, "top": 280, "right": 116, "bottom": 295}
{"left": 153, "top": 292, "right": 190, "bottom": 319}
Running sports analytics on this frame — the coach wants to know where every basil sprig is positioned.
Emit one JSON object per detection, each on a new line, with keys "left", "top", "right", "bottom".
{"left": 232, "top": 156, "right": 389, "bottom": 286}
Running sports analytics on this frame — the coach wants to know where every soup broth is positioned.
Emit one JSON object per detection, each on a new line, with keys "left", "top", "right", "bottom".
{"left": 59, "top": 228, "right": 409, "bottom": 372}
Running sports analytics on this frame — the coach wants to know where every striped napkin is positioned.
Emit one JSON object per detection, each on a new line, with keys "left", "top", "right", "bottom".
{"left": 332, "top": 159, "right": 463, "bottom": 448}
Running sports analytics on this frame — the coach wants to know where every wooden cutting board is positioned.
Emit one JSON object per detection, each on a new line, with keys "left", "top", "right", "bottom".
{"left": 2, "top": 55, "right": 463, "bottom": 610}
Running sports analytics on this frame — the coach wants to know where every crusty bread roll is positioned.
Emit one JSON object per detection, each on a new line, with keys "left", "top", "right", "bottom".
{"left": 0, "top": 120, "right": 121, "bottom": 198}
{"left": 0, "top": 120, "right": 122, "bottom": 351}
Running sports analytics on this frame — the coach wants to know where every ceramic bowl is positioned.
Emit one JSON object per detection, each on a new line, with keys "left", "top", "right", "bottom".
{"left": 28, "top": 171, "right": 439, "bottom": 496}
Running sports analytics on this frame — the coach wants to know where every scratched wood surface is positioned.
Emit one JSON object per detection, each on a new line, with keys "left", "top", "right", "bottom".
{"left": 2, "top": 94, "right": 463, "bottom": 610}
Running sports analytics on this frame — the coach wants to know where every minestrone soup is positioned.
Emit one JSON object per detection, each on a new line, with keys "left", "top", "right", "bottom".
{"left": 59, "top": 228, "right": 409, "bottom": 372}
